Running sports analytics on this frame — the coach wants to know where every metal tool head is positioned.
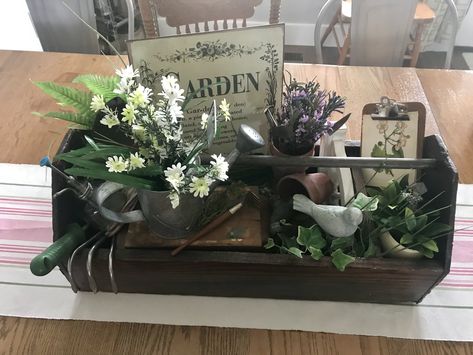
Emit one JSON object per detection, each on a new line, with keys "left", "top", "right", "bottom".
{"left": 235, "top": 124, "right": 265, "bottom": 153}
{"left": 329, "top": 113, "right": 351, "bottom": 136}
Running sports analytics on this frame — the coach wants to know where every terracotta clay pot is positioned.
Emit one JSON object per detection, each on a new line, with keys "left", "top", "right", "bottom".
{"left": 379, "top": 231, "right": 423, "bottom": 259}
{"left": 269, "top": 141, "right": 315, "bottom": 183}
{"left": 277, "top": 172, "right": 334, "bottom": 203}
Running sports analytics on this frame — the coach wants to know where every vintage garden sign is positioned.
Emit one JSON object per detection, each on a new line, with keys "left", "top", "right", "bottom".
{"left": 127, "top": 24, "right": 284, "bottom": 153}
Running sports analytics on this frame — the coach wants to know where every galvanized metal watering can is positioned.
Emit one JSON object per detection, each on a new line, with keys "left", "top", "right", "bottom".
{"left": 94, "top": 124, "right": 265, "bottom": 239}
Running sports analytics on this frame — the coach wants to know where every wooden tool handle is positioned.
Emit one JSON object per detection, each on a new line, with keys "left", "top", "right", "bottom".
{"left": 171, "top": 203, "right": 242, "bottom": 256}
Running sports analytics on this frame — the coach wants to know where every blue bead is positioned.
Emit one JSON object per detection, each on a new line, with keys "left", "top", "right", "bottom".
{"left": 39, "top": 156, "right": 51, "bottom": 167}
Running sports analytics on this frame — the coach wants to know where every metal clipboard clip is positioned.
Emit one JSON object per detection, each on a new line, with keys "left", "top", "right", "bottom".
{"left": 371, "top": 96, "right": 410, "bottom": 121}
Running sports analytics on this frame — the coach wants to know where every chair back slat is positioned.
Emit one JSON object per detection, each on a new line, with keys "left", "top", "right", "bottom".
{"left": 137, "top": 0, "right": 280, "bottom": 38}
{"left": 350, "top": 0, "right": 417, "bottom": 66}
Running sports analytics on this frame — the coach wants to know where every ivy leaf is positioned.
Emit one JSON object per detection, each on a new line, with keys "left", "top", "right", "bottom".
{"left": 384, "top": 180, "right": 400, "bottom": 203}
{"left": 331, "top": 249, "right": 355, "bottom": 271}
{"left": 309, "top": 246, "right": 323, "bottom": 260}
{"left": 363, "top": 237, "right": 380, "bottom": 257}
{"left": 296, "top": 225, "right": 326, "bottom": 249}
{"left": 366, "top": 187, "right": 382, "bottom": 197}
{"left": 349, "top": 193, "right": 378, "bottom": 211}
{"left": 287, "top": 247, "right": 303, "bottom": 258}
{"left": 405, "top": 207, "right": 417, "bottom": 232}
{"left": 399, "top": 174, "right": 409, "bottom": 189}
{"left": 264, "top": 238, "right": 275, "bottom": 249}
{"left": 330, "top": 236, "right": 353, "bottom": 252}
{"left": 422, "top": 240, "right": 439, "bottom": 252}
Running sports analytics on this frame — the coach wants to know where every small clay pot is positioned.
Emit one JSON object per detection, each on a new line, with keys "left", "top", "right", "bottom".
{"left": 269, "top": 141, "right": 315, "bottom": 183}
{"left": 379, "top": 231, "right": 423, "bottom": 259}
{"left": 277, "top": 172, "right": 334, "bottom": 203}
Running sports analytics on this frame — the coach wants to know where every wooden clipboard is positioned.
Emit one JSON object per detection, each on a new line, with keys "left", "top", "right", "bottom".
{"left": 360, "top": 101, "right": 426, "bottom": 187}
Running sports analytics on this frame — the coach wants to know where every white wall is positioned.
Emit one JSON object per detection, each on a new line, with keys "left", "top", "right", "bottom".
{"left": 0, "top": 0, "right": 42, "bottom": 51}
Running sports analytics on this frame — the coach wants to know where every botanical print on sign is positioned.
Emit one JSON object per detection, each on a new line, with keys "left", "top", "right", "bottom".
{"left": 371, "top": 120, "right": 411, "bottom": 176}
{"left": 361, "top": 112, "right": 419, "bottom": 187}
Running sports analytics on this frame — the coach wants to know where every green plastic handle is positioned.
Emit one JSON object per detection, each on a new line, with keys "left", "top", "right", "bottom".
{"left": 30, "top": 224, "right": 86, "bottom": 276}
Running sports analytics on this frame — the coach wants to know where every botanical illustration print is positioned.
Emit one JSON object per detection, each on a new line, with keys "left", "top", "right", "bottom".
{"left": 154, "top": 40, "right": 263, "bottom": 63}
{"left": 371, "top": 120, "right": 411, "bottom": 176}
{"left": 259, "top": 43, "right": 279, "bottom": 113}
{"left": 138, "top": 60, "right": 170, "bottom": 88}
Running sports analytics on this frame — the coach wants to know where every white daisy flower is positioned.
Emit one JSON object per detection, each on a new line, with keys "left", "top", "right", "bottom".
{"left": 105, "top": 156, "right": 128, "bottom": 173}
{"left": 189, "top": 176, "right": 212, "bottom": 198}
{"left": 128, "top": 152, "right": 145, "bottom": 170}
{"left": 159, "top": 75, "right": 185, "bottom": 103}
{"left": 161, "top": 75, "right": 179, "bottom": 92}
{"left": 169, "top": 191, "right": 180, "bottom": 209}
{"left": 139, "top": 147, "right": 151, "bottom": 158}
{"left": 219, "top": 98, "right": 231, "bottom": 121}
{"left": 168, "top": 103, "right": 184, "bottom": 123}
{"left": 164, "top": 162, "right": 186, "bottom": 190}
{"left": 100, "top": 113, "right": 120, "bottom": 128}
{"left": 90, "top": 94, "right": 106, "bottom": 112}
{"left": 113, "top": 78, "right": 134, "bottom": 95}
{"left": 210, "top": 154, "right": 229, "bottom": 181}
{"left": 115, "top": 65, "right": 139, "bottom": 80}
{"left": 132, "top": 124, "right": 146, "bottom": 140}
{"left": 201, "top": 113, "right": 209, "bottom": 130}
{"left": 121, "top": 103, "right": 137, "bottom": 125}
{"left": 130, "top": 84, "right": 153, "bottom": 107}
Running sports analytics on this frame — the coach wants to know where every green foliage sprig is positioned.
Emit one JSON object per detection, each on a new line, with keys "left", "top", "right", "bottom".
{"left": 265, "top": 224, "right": 356, "bottom": 271}
{"left": 55, "top": 139, "right": 161, "bottom": 190}
{"left": 366, "top": 177, "right": 452, "bottom": 258}
{"left": 33, "top": 74, "right": 119, "bottom": 129}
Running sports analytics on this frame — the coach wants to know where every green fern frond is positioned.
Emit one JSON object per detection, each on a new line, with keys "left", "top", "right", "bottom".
{"left": 73, "top": 74, "right": 120, "bottom": 102}
{"left": 43, "top": 111, "right": 93, "bottom": 129}
{"left": 34, "top": 81, "right": 93, "bottom": 114}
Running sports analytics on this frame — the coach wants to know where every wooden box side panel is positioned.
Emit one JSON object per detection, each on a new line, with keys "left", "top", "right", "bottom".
{"left": 53, "top": 132, "right": 456, "bottom": 303}
{"left": 421, "top": 136, "right": 458, "bottom": 273}
{"left": 71, "top": 250, "right": 444, "bottom": 304}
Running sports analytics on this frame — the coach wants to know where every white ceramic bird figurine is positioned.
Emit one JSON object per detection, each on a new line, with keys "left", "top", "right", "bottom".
{"left": 293, "top": 194, "right": 363, "bottom": 237}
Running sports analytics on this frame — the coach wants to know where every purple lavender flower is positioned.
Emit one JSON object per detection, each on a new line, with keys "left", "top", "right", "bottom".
{"left": 300, "top": 114, "right": 309, "bottom": 123}
{"left": 274, "top": 78, "right": 346, "bottom": 153}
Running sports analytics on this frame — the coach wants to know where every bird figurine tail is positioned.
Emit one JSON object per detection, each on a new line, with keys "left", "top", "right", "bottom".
{"left": 293, "top": 194, "right": 314, "bottom": 216}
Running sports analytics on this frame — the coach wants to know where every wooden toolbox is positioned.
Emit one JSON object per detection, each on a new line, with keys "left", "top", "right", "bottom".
{"left": 52, "top": 131, "right": 458, "bottom": 304}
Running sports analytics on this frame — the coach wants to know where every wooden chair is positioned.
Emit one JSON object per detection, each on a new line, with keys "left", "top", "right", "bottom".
{"left": 316, "top": 0, "right": 458, "bottom": 68}
{"left": 315, "top": 0, "right": 418, "bottom": 67}
{"left": 135, "top": 0, "right": 282, "bottom": 38}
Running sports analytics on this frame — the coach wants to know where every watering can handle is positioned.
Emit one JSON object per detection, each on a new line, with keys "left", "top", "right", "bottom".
{"left": 94, "top": 181, "right": 145, "bottom": 224}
